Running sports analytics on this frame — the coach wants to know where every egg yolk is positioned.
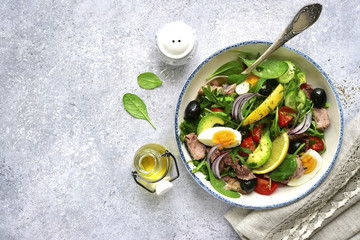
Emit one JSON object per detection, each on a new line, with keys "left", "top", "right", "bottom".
{"left": 302, "top": 153, "right": 317, "bottom": 174}
{"left": 212, "top": 130, "right": 236, "bottom": 148}
{"left": 245, "top": 73, "right": 260, "bottom": 87}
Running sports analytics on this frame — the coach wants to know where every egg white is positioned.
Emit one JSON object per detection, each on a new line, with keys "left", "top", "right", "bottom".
{"left": 197, "top": 127, "right": 242, "bottom": 148}
{"left": 288, "top": 149, "right": 323, "bottom": 187}
{"left": 235, "top": 81, "right": 251, "bottom": 95}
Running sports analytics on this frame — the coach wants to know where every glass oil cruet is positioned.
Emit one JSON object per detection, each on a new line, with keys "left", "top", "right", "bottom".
{"left": 132, "top": 143, "right": 179, "bottom": 195}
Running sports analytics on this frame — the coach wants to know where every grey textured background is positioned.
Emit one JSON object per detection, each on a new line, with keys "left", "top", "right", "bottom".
{"left": 1, "top": 0, "right": 359, "bottom": 239}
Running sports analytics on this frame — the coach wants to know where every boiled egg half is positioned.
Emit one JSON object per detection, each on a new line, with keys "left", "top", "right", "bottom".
{"left": 288, "top": 149, "right": 323, "bottom": 186}
{"left": 235, "top": 73, "right": 260, "bottom": 95}
{"left": 198, "top": 127, "right": 241, "bottom": 149}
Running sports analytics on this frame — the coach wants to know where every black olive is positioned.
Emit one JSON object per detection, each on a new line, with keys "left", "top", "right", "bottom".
{"left": 258, "top": 82, "right": 273, "bottom": 96}
{"left": 288, "top": 139, "right": 305, "bottom": 154}
{"left": 240, "top": 178, "right": 257, "bottom": 193}
{"left": 267, "top": 79, "right": 279, "bottom": 88}
{"left": 311, "top": 88, "right": 327, "bottom": 108}
{"left": 184, "top": 100, "right": 201, "bottom": 120}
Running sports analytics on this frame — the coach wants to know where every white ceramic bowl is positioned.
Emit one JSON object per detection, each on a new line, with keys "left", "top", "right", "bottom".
{"left": 175, "top": 41, "right": 343, "bottom": 209}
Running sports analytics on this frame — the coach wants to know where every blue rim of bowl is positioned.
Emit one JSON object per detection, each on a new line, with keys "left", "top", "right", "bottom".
{"left": 174, "top": 40, "right": 344, "bottom": 209}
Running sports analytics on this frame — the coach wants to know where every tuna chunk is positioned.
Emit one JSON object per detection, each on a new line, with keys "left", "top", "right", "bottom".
{"left": 223, "top": 177, "right": 247, "bottom": 194}
{"left": 222, "top": 154, "right": 256, "bottom": 180}
{"left": 292, "top": 155, "right": 305, "bottom": 179}
{"left": 206, "top": 147, "right": 221, "bottom": 163}
{"left": 313, "top": 108, "right": 330, "bottom": 131}
{"left": 185, "top": 133, "right": 206, "bottom": 160}
{"left": 221, "top": 84, "right": 237, "bottom": 95}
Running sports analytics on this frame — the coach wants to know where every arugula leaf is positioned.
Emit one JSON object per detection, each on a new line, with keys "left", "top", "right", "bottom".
{"left": 220, "top": 167, "right": 236, "bottom": 178}
{"left": 179, "top": 119, "right": 197, "bottom": 142}
{"left": 137, "top": 72, "right": 162, "bottom": 89}
{"left": 123, "top": 93, "right": 156, "bottom": 129}
{"left": 202, "top": 85, "right": 219, "bottom": 104}
{"left": 249, "top": 77, "right": 267, "bottom": 93}
{"left": 270, "top": 106, "right": 282, "bottom": 139}
{"left": 205, "top": 162, "right": 240, "bottom": 198}
{"left": 206, "top": 61, "right": 244, "bottom": 80}
{"left": 192, "top": 158, "right": 206, "bottom": 173}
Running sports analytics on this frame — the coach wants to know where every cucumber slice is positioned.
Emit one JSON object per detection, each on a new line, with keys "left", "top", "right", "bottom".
{"left": 277, "top": 61, "right": 295, "bottom": 84}
{"left": 296, "top": 89, "right": 306, "bottom": 110}
{"left": 285, "top": 90, "right": 297, "bottom": 109}
{"left": 285, "top": 89, "right": 307, "bottom": 110}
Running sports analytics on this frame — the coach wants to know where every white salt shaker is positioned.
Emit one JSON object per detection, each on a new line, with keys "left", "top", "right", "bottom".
{"left": 156, "top": 21, "right": 196, "bottom": 66}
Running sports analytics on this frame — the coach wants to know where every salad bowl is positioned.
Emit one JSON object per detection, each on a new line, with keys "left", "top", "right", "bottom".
{"left": 174, "top": 41, "right": 343, "bottom": 209}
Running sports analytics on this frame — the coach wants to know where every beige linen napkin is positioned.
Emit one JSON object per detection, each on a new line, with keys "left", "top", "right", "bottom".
{"left": 225, "top": 113, "right": 360, "bottom": 240}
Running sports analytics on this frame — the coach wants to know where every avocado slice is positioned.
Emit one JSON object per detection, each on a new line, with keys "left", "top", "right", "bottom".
{"left": 277, "top": 61, "right": 295, "bottom": 84}
{"left": 247, "top": 128, "right": 272, "bottom": 168}
{"left": 196, "top": 113, "right": 225, "bottom": 135}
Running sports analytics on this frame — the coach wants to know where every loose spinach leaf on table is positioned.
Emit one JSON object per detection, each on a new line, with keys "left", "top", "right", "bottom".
{"left": 206, "top": 61, "right": 244, "bottom": 80}
{"left": 137, "top": 72, "right": 163, "bottom": 89}
{"left": 122, "top": 93, "right": 156, "bottom": 129}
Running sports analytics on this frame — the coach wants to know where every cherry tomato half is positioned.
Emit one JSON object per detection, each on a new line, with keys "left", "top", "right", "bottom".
{"left": 254, "top": 177, "right": 278, "bottom": 195}
{"left": 278, "top": 106, "right": 296, "bottom": 128}
{"left": 300, "top": 83, "right": 308, "bottom": 90}
{"left": 308, "top": 136, "right": 325, "bottom": 152}
{"left": 250, "top": 123, "right": 264, "bottom": 143}
{"left": 238, "top": 136, "right": 256, "bottom": 156}
{"left": 211, "top": 107, "right": 224, "bottom": 112}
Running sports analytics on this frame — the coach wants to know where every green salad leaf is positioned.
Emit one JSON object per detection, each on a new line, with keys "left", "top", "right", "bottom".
{"left": 123, "top": 93, "right": 156, "bottom": 129}
{"left": 227, "top": 74, "right": 249, "bottom": 85}
{"left": 137, "top": 72, "right": 163, "bottom": 89}
{"left": 206, "top": 61, "right": 244, "bottom": 80}
{"left": 205, "top": 162, "right": 240, "bottom": 198}
{"left": 239, "top": 57, "right": 288, "bottom": 79}
{"left": 269, "top": 143, "right": 305, "bottom": 181}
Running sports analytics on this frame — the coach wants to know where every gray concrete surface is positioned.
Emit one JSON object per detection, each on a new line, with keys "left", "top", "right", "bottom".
{"left": 1, "top": 0, "right": 359, "bottom": 239}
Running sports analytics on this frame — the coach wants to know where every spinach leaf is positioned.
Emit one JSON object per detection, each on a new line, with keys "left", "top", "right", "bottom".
{"left": 206, "top": 61, "right": 244, "bottom": 80}
{"left": 269, "top": 154, "right": 298, "bottom": 182}
{"left": 137, "top": 72, "right": 163, "bottom": 89}
{"left": 227, "top": 74, "right": 248, "bottom": 85}
{"left": 122, "top": 93, "right": 156, "bottom": 129}
{"left": 269, "top": 143, "right": 305, "bottom": 181}
{"left": 239, "top": 57, "right": 288, "bottom": 79}
{"left": 205, "top": 162, "right": 240, "bottom": 198}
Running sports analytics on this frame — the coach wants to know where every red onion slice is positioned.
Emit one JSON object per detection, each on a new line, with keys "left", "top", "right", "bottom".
{"left": 206, "top": 144, "right": 222, "bottom": 166}
{"left": 211, "top": 151, "right": 230, "bottom": 179}
{"left": 288, "top": 112, "right": 313, "bottom": 135}
{"left": 232, "top": 93, "right": 261, "bottom": 121}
